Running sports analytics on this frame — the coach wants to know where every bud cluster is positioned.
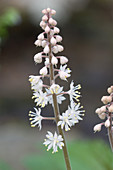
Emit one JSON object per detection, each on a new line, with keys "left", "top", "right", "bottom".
{"left": 94, "top": 85, "right": 113, "bottom": 133}
{"left": 28, "top": 8, "right": 84, "bottom": 154}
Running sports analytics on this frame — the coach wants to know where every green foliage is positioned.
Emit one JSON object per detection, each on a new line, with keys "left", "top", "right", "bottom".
{"left": 0, "top": 160, "right": 11, "bottom": 170}
{"left": 23, "top": 140, "right": 113, "bottom": 170}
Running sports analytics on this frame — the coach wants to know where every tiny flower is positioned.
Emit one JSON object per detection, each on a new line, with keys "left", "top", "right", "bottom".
{"left": 60, "top": 56, "right": 68, "bottom": 65}
{"left": 32, "top": 90, "right": 48, "bottom": 107}
{"left": 47, "top": 8, "right": 51, "bottom": 12}
{"left": 49, "top": 18, "right": 57, "bottom": 26}
{"left": 53, "top": 27, "right": 60, "bottom": 34}
{"left": 50, "top": 84, "right": 60, "bottom": 94}
{"left": 51, "top": 56, "right": 58, "bottom": 65}
{"left": 100, "top": 106, "right": 106, "bottom": 113}
{"left": 51, "top": 37, "right": 56, "bottom": 45}
{"left": 44, "top": 58, "right": 49, "bottom": 66}
{"left": 59, "top": 65, "right": 71, "bottom": 81}
{"left": 34, "top": 53, "right": 42, "bottom": 63}
{"left": 95, "top": 108, "right": 101, "bottom": 114}
{"left": 43, "top": 131, "right": 64, "bottom": 153}
{"left": 45, "top": 25, "right": 50, "bottom": 33}
{"left": 98, "top": 112, "right": 106, "bottom": 120}
{"left": 93, "top": 124, "right": 102, "bottom": 132}
{"left": 42, "top": 9, "right": 47, "bottom": 14}
{"left": 67, "top": 81, "right": 81, "bottom": 102}
{"left": 57, "top": 45, "right": 64, "bottom": 52}
{"left": 42, "top": 40, "right": 47, "bottom": 47}
{"left": 51, "top": 9, "right": 56, "bottom": 15}
{"left": 105, "top": 119, "right": 110, "bottom": 128}
{"left": 108, "top": 104, "right": 113, "bottom": 112}
{"left": 52, "top": 46, "right": 58, "bottom": 54}
{"left": 101, "top": 96, "right": 112, "bottom": 104}
{"left": 29, "top": 108, "right": 43, "bottom": 130}
{"left": 55, "top": 35, "right": 62, "bottom": 42}
{"left": 38, "top": 33, "right": 44, "bottom": 40}
{"left": 107, "top": 87, "right": 113, "bottom": 94}
{"left": 34, "top": 40, "right": 42, "bottom": 46}
{"left": 40, "top": 66, "right": 48, "bottom": 75}
{"left": 42, "top": 15, "right": 48, "bottom": 21}
{"left": 44, "top": 45, "right": 50, "bottom": 54}
{"left": 40, "top": 21, "right": 46, "bottom": 29}
{"left": 29, "top": 75, "right": 43, "bottom": 90}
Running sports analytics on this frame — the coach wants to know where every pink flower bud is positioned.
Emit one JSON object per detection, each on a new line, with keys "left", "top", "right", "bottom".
{"left": 34, "top": 40, "right": 42, "bottom": 46}
{"left": 98, "top": 113, "right": 106, "bottom": 119}
{"left": 45, "top": 25, "right": 50, "bottom": 33}
{"left": 42, "top": 9, "right": 47, "bottom": 14}
{"left": 93, "top": 124, "right": 102, "bottom": 132}
{"left": 50, "top": 37, "right": 56, "bottom": 45}
{"left": 49, "top": 18, "right": 57, "bottom": 26}
{"left": 95, "top": 108, "right": 101, "bottom": 114}
{"left": 40, "top": 66, "right": 48, "bottom": 75}
{"left": 44, "top": 58, "right": 49, "bottom": 66}
{"left": 105, "top": 119, "right": 110, "bottom": 128}
{"left": 100, "top": 106, "right": 106, "bottom": 113}
{"left": 107, "top": 87, "right": 113, "bottom": 94}
{"left": 42, "top": 15, "right": 48, "bottom": 21}
{"left": 44, "top": 45, "right": 49, "bottom": 54}
{"left": 53, "top": 27, "right": 60, "bottom": 34}
{"left": 47, "top": 8, "right": 51, "bottom": 12}
{"left": 52, "top": 46, "right": 58, "bottom": 54}
{"left": 34, "top": 53, "right": 42, "bottom": 63}
{"left": 51, "top": 9, "right": 56, "bottom": 15}
{"left": 40, "top": 21, "right": 46, "bottom": 29}
{"left": 38, "top": 33, "right": 44, "bottom": 40}
{"left": 57, "top": 45, "right": 64, "bottom": 52}
{"left": 51, "top": 56, "right": 58, "bottom": 65}
{"left": 60, "top": 56, "right": 68, "bottom": 65}
{"left": 108, "top": 105, "right": 113, "bottom": 112}
{"left": 101, "top": 96, "right": 112, "bottom": 104}
{"left": 41, "top": 40, "right": 47, "bottom": 47}
{"left": 56, "top": 35, "right": 62, "bottom": 42}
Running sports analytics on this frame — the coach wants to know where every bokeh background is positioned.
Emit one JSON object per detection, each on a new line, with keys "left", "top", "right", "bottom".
{"left": 0, "top": 0, "right": 113, "bottom": 169}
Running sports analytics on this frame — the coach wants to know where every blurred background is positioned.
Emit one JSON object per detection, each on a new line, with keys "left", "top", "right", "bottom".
{"left": 0, "top": 0, "right": 113, "bottom": 169}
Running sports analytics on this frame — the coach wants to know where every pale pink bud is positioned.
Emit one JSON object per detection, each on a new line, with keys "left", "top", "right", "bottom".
{"left": 93, "top": 124, "right": 102, "bottom": 132}
{"left": 47, "top": 8, "right": 51, "bottom": 12}
{"left": 49, "top": 18, "right": 57, "bottom": 26}
{"left": 40, "top": 21, "right": 46, "bottom": 28}
{"left": 40, "top": 66, "right": 48, "bottom": 75}
{"left": 108, "top": 105, "right": 113, "bottom": 112}
{"left": 52, "top": 46, "right": 58, "bottom": 54}
{"left": 105, "top": 119, "right": 110, "bottom": 128}
{"left": 56, "top": 35, "right": 62, "bottom": 42}
{"left": 44, "top": 45, "right": 49, "bottom": 54}
{"left": 95, "top": 108, "right": 101, "bottom": 114}
{"left": 34, "top": 40, "right": 42, "bottom": 46}
{"left": 50, "top": 37, "right": 56, "bottom": 45}
{"left": 38, "top": 33, "right": 44, "bottom": 40}
{"left": 100, "top": 106, "right": 106, "bottom": 113}
{"left": 42, "top": 40, "right": 47, "bottom": 47}
{"left": 53, "top": 27, "right": 60, "bottom": 34}
{"left": 60, "top": 56, "right": 68, "bottom": 65}
{"left": 51, "top": 56, "right": 58, "bottom": 65}
{"left": 42, "top": 15, "right": 48, "bottom": 21}
{"left": 57, "top": 45, "right": 64, "bottom": 52}
{"left": 107, "top": 87, "right": 112, "bottom": 94}
{"left": 44, "top": 58, "right": 49, "bottom": 66}
{"left": 101, "top": 96, "right": 112, "bottom": 104}
{"left": 98, "top": 113, "right": 106, "bottom": 119}
{"left": 51, "top": 9, "right": 56, "bottom": 15}
{"left": 34, "top": 53, "right": 42, "bottom": 63}
{"left": 42, "top": 9, "right": 47, "bottom": 14}
{"left": 45, "top": 25, "right": 50, "bottom": 33}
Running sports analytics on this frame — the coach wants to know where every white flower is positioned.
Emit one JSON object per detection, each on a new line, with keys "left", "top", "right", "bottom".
{"left": 50, "top": 37, "right": 56, "bottom": 45}
{"left": 29, "top": 75, "right": 43, "bottom": 91}
{"left": 42, "top": 15, "right": 48, "bottom": 21}
{"left": 45, "top": 25, "right": 50, "bottom": 33}
{"left": 57, "top": 45, "right": 64, "bottom": 52}
{"left": 34, "top": 53, "right": 42, "bottom": 63}
{"left": 59, "top": 65, "right": 71, "bottom": 81}
{"left": 51, "top": 56, "right": 58, "bottom": 65}
{"left": 29, "top": 108, "right": 43, "bottom": 130}
{"left": 51, "top": 9, "right": 56, "bottom": 15}
{"left": 93, "top": 124, "right": 102, "bottom": 132}
{"left": 60, "top": 56, "right": 68, "bottom": 65}
{"left": 46, "top": 86, "right": 66, "bottom": 105}
{"left": 105, "top": 119, "right": 110, "bottom": 128}
{"left": 34, "top": 40, "right": 42, "bottom": 46}
{"left": 55, "top": 35, "right": 62, "bottom": 42}
{"left": 67, "top": 81, "right": 81, "bottom": 102}
{"left": 53, "top": 27, "right": 60, "bottom": 34}
{"left": 42, "top": 40, "right": 47, "bottom": 47}
{"left": 38, "top": 33, "right": 44, "bottom": 40}
{"left": 43, "top": 131, "right": 64, "bottom": 153}
{"left": 32, "top": 90, "right": 48, "bottom": 107}
{"left": 44, "top": 45, "right": 50, "bottom": 54}
{"left": 44, "top": 58, "right": 49, "bottom": 66}
{"left": 57, "top": 110, "right": 76, "bottom": 131}
{"left": 40, "top": 66, "right": 48, "bottom": 75}
{"left": 50, "top": 84, "right": 60, "bottom": 94}
{"left": 52, "top": 46, "right": 58, "bottom": 54}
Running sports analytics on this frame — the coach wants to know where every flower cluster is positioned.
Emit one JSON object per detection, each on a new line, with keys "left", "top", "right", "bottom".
{"left": 29, "top": 8, "right": 84, "bottom": 153}
{"left": 94, "top": 85, "right": 113, "bottom": 133}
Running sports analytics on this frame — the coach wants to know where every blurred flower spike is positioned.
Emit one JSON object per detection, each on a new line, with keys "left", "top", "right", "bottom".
{"left": 28, "top": 7, "right": 84, "bottom": 169}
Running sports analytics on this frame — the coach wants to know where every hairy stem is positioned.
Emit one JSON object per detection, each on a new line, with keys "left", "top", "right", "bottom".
{"left": 108, "top": 113, "right": 113, "bottom": 151}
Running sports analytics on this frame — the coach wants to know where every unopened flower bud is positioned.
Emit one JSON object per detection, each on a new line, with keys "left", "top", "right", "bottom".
{"left": 57, "top": 45, "right": 64, "bottom": 52}
{"left": 47, "top": 8, "right": 51, "bottom": 12}
{"left": 50, "top": 37, "right": 56, "bottom": 45}
{"left": 44, "top": 58, "right": 49, "bottom": 66}
{"left": 52, "top": 46, "right": 58, "bottom": 54}
{"left": 40, "top": 66, "right": 48, "bottom": 75}
{"left": 51, "top": 56, "right": 58, "bottom": 65}
{"left": 105, "top": 119, "right": 110, "bottom": 128}
{"left": 107, "top": 87, "right": 113, "bottom": 94}
{"left": 42, "top": 9, "right": 47, "bottom": 14}
{"left": 42, "top": 40, "right": 47, "bottom": 47}
{"left": 34, "top": 53, "right": 42, "bottom": 63}
{"left": 51, "top": 9, "right": 56, "bottom": 15}
{"left": 98, "top": 113, "right": 106, "bottom": 119}
{"left": 42, "top": 15, "right": 48, "bottom": 21}
{"left": 56, "top": 35, "right": 62, "bottom": 42}
{"left": 101, "top": 96, "right": 112, "bottom": 104}
{"left": 95, "top": 108, "right": 101, "bottom": 114}
{"left": 93, "top": 124, "right": 102, "bottom": 132}
{"left": 34, "top": 40, "right": 42, "bottom": 46}
{"left": 45, "top": 25, "right": 50, "bottom": 33}
{"left": 108, "top": 105, "right": 113, "bottom": 112}
{"left": 100, "top": 106, "right": 106, "bottom": 113}
{"left": 44, "top": 45, "right": 49, "bottom": 54}
{"left": 53, "top": 27, "right": 60, "bottom": 34}
{"left": 40, "top": 21, "right": 46, "bottom": 29}
{"left": 60, "top": 56, "right": 68, "bottom": 65}
{"left": 38, "top": 33, "right": 44, "bottom": 40}
{"left": 49, "top": 18, "right": 57, "bottom": 25}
